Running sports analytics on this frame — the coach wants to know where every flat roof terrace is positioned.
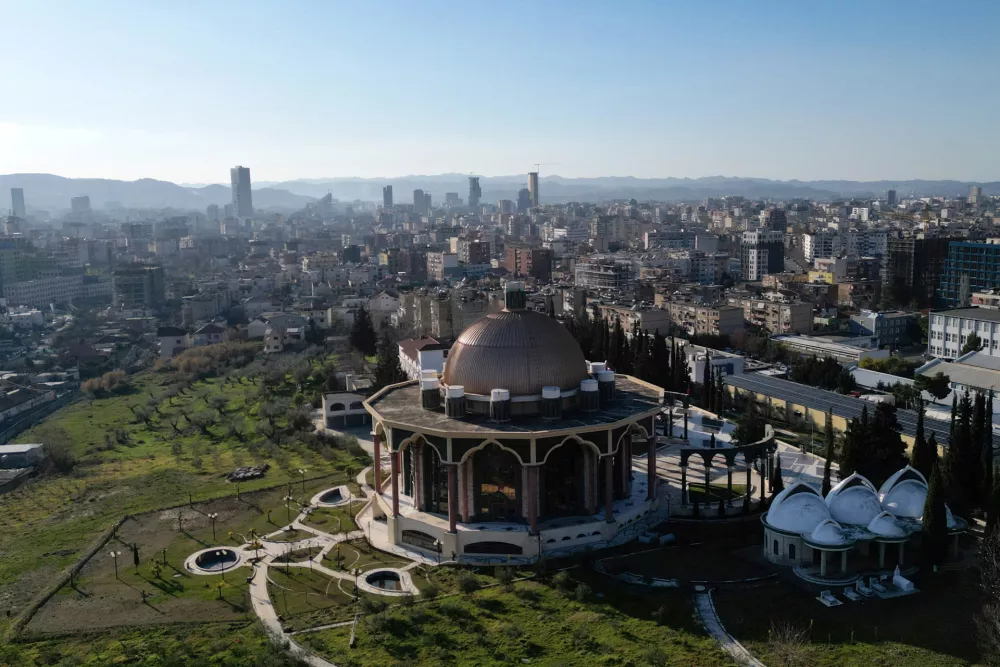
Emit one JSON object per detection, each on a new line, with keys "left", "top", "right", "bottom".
{"left": 366, "top": 374, "right": 663, "bottom": 437}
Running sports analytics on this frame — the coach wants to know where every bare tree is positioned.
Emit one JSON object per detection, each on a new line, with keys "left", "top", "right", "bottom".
{"left": 978, "top": 530, "right": 1000, "bottom": 664}
{"left": 767, "top": 620, "right": 811, "bottom": 667}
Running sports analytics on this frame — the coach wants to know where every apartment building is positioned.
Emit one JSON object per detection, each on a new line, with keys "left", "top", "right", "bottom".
{"left": 729, "top": 294, "right": 812, "bottom": 334}
{"left": 657, "top": 298, "right": 745, "bottom": 336}
{"left": 927, "top": 307, "right": 1000, "bottom": 359}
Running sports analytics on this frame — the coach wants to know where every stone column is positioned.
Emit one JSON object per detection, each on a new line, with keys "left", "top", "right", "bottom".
{"left": 605, "top": 455, "right": 614, "bottom": 522}
{"left": 840, "top": 550, "right": 848, "bottom": 573}
{"left": 745, "top": 463, "right": 751, "bottom": 506}
{"left": 583, "top": 448, "right": 594, "bottom": 512}
{"left": 683, "top": 413, "right": 688, "bottom": 440}
{"left": 704, "top": 461, "right": 711, "bottom": 496}
{"left": 373, "top": 432, "right": 383, "bottom": 494}
{"left": 680, "top": 463, "right": 688, "bottom": 506}
{"left": 899, "top": 542, "right": 905, "bottom": 565}
{"left": 759, "top": 458, "right": 766, "bottom": 503}
{"left": 726, "top": 465, "right": 734, "bottom": 507}
{"left": 457, "top": 457, "right": 466, "bottom": 521}
{"left": 820, "top": 550, "right": 827, "bottom": 577}
{"left": 390, "top": 451, "right": 400, "bottom": 517}
{"left": 528, "top": 467, "right": 538, "bottom": 534}
{"left": 878, "top": 542, "right": 886, "bottom": 568}
{"left": 413, "top": 444, "right": 423, "bottom": 511}
{"left": 447, "top": 465, "right": 457, "bottom": 533}
{"left": 647, "top": 436, "right": 656, "bottom": 500}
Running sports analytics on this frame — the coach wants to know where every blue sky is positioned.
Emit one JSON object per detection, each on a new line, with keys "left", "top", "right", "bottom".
{"left": 1, "top": 0, "right": 998, "bottom": 183}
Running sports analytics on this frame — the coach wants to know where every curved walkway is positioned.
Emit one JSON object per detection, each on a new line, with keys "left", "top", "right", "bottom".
{"left": 694, "top": 590, "right": 767, "bottom": 667}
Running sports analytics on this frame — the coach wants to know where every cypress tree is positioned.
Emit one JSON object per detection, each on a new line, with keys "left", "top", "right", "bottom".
{"left": 987, "top": 477, "right": 1000, "bottom": 537}
{"left": 822, "top": 407, "right": 834, "bottom": 496}
{"left": 373, "top": 331, "right": 406, "bottom": 391}
{"left": 716, "top": 368, "right": 727, "bottom": 413}
{"left": 943, "top": 392, "right": 976, "bottom": 518}
{"left": 971, "top": 392, "right": 987, "bottom": 506}
{"left": 703, "top": 354, "right": 713, "bottom": 411}
{"left": 983, "top": 393, "right": 995, "bottom": 509}
{"left": 921, "top": 463, "right": 949, "bottom": 567}
{"left": 949, "top": 393, "right": 958, "bottom": 445}
{"left": 912, "top": 399, "right": 936, "bottom": 479}
{"left": 770, "top": 454, "right": 785, "bottom": 494}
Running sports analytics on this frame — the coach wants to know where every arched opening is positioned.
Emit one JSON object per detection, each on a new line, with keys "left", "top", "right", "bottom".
{"left": 788, "top": 543, "right": 796, "bottom": 560}
{"left": 472, "top": 444, "right": 522, "bottom": 522}
{"left": 401, "top": 530, "right": 438, "bottom": 551}
{"left": 773, "top": 539, "right": 779, "bottom": 556}
{"left": 349, "top": 401, "right": 363, "bottom": 410}
{"left": 464, "top": 541, "right": 523, "bottom": 555}
{"left": 541, "top": 440, "right": 590, "bottom": 520}
{"left": 330, "top": 402, "right": 345, "bottom": 411}
{"left": 420, "top": 442, "right": 449, "bottom": 515}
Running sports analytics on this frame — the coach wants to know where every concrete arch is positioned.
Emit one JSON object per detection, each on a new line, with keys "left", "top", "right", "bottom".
{"left": 539, "top": 434, "right": 602, "bottom": 464}
{"left": 396, "top": 433, "right": 446, "bottom": 463}
{"left": 459, "top": 439, "right": 528, "bottom": 467}
{"left": 614, "top": 422, "right": 651, "bottom": 454}
{"left": 372, "top": 421, "right": 388, "bottom": 438}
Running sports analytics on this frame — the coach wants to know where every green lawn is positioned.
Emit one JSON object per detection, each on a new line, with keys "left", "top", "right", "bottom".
{"left": 0, "top": 355, "right": 367, "bottom": 637}
{"left": 304, "top": 504, "right": 362, "bottom": 534}
{"left": 323, "top": 540, "right": 411, "bottom": 574}
{"left": 299, "top": 571, "right": 731, "bottom": 667}
{"left": 688, "top": 483, "right": 748, "bottom": 505}
{"left": 714, "top": 569, "right": 985, "bottom": 666}
{"left": 1, "top": 622, "right": 304, "bottom": 666}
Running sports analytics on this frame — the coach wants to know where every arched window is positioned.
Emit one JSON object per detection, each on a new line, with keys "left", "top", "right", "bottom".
{"left": 349, "top": 401, "right": 364, "bottom": 410}
{"left": 330, "top": 402, "right": 345, "bottom": 411}
{"left": 788, "top": 543, "right": 796, "bottom": 560}
{"left": 773, "top": 540, "right": 779, "bottom": 556}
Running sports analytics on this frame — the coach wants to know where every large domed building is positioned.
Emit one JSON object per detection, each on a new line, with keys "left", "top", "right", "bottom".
{"left": 364, "top": 283, "right": 664, "bottom": 560}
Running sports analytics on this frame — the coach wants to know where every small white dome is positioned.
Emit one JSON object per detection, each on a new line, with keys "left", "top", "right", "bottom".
{"left": 809, "top": 519, "right": 854, "bottom": 547}
{"left": 826, "top": 473, "right": 882, "bottom": 526}
{"left": 867, "top": 511, "right": 910, "bottom": 539}
{"left": 766, "top": 482, "right": 831, "bottom": 534}
{"left": 881, "top": 480, "right": 927, "bottom": 518}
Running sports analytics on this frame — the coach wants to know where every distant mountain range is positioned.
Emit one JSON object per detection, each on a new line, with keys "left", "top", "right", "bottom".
{"left": 1, "top": 172, "right": 997, "bottom": 214}
{"left": 0, "top": 173, "right": 315, "bottom": 215}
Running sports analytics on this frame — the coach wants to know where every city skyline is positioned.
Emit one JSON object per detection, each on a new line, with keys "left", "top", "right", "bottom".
{"left": 1, "top": 1, "right": 999, "bottom": 183}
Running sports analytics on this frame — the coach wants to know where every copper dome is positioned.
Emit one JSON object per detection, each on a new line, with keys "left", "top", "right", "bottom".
{"left": 442, "top": 310, "right": 589, "bottom": 396}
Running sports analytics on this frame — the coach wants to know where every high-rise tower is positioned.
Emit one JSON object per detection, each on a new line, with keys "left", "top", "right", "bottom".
{"left": 468, "top": 177, "right": 481, "bottom": 212}
{"left": 383, "top": 185, "right": 393, "bottom": 208}
{"left": 230, "top": 166, "right": 254, "bottom": 218}
{"left": 10, "top": 188, "right": 25, "bottom": 218}
{"left": 528, "top": 172, "right": 539, "bottom": 207}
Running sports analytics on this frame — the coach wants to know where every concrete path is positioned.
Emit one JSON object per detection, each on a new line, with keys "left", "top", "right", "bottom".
{"left": 694, "top": 590, "right": 767, "bottom": 667}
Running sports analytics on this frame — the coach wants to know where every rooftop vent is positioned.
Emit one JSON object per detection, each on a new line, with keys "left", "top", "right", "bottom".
{"left": 504, "top": 281, "right": 526, "bottom": 310}
{"left": 445, "top": 385, "right": 466, "bottom": 418}
{"left": 580, "top": 379, "right": 599, "bottom": 412}
{"left": 490, "top": 388, "right": 511, "bottom": 422}
{"left": 597, "top": 370, "right": 616, "bottom": 405}
{"left": 421, "top": 377, "right": 441, "bottom": 410}
{"left": 541, "top": 386, "right": 562, "bottom": 420}
{"left": 589, "top": 361, "right": 607, "bottom": 375}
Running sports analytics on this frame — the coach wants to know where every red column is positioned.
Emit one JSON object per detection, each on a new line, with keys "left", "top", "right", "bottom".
{"left": 604, "top": 455, "right": 614, "bottom": 522}
{"left": 390, "top": 451, "right": 400, "bottom": 517}
{"left": 647, "top": 436, "right": 656, "bottom": 500}
{"left": 447, "top": 464, "right": 457, "bottom": 533}
{"left": 373, "top": 432, "right": 383, "bottom": 494}
{"left": 528, "top": 467, "right": 538, "bottom": 534}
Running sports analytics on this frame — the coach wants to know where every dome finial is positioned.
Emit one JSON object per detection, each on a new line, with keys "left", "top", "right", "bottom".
{"left": 504, "top": 281, "right": 526, "bottom": 311}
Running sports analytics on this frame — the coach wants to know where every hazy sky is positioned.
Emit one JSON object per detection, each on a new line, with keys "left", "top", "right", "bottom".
{"left": 2, "top": 0, "right": 998, "bottom": 184}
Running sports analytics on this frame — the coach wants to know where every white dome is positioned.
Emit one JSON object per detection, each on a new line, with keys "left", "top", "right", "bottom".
{"left": 826, "top": 473, "right": 882, "bottom": 526}
{"left": 867, "top": 511, "right": 910, "bottom": 539}
{"left": 809, "top": 519, "right": 854, "bottom": 547}
{"left": 766, "top": 482, "right": 831, "bottom": 534}
{"left": 880, "top": 479, "right": 927, "bottom": 518}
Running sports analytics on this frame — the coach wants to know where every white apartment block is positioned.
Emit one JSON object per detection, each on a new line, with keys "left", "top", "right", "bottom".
{"left": 927, "top": 308, "right": 1000, "bottom": 359}
{"left": 844, "top": 230, "right": 888, "bottom": 257}
{"left": 803, "top": 232, "right": 840, "bottom": 261}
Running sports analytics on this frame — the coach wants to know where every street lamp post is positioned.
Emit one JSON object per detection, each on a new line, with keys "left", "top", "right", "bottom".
{"left": 433, "top": 540, "right": 441, "bottom": 565}
{"left": 208, "top": 512, "right": 219, "bottom": 542}
{"left": 298, "top": 468, "right": 307, "bottom": 494}
{"left": 285, "top": 495, "right": 294, "bottom": 524}
{"left": 110, "top": 551, "right": 122, "bottom": 579}
{"left": 216, "top": 550, "right": 228, "bottom": 581}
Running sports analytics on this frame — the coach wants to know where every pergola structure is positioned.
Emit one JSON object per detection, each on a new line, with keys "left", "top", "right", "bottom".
{"left": 676, "top": 426, "right": 776, "bottom": 507}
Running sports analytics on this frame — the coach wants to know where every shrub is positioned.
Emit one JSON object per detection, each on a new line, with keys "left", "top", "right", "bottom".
{"left": 360, "top": 597, "right": 387, "bottom": 615}
{"left": 45, "top": 441, "right": 77, "bottom": 474}
{"left": 552, "top": 570, "right": 572, "bottom": 592}
{"left": 421, "top": 582, "right": 440, "bottom": 600}
{"left": 400, "top": 592, "right": 415, "bottom": 606}
{"left": 457, "top": 571, "right": 480, "bottom": 596}
{"left": 496, "top": 566, "right": 515, "bottom": 592}
{"left": 643, "top": 646, "right": 669, "bottom": 666}
{"left": 574, "top": 582, "right": 592, "bottom": 602}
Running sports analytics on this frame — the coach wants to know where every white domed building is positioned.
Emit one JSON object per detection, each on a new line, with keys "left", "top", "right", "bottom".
{"left": 364, "top": 283, "right": 664, "bottom": 560}
{"left": 762, "top": 466, "right": 967, "bottom": 581}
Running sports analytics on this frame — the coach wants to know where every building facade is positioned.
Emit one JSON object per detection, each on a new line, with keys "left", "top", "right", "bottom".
{"left": 927, "top": 307, "right": 1000, "bottom": 359}
{"left": 741, "top": 230, "right": 784, "bottom": 281}
{"left": 230, "top": 166, "right": 253, "bottom": 218}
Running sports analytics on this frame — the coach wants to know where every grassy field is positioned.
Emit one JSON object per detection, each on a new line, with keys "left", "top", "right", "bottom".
{"left": 0, "top": 351, "right": 368, "bottom": 638}
{"left": 714, "top": 569, "right": 985, "bottom": 666}
{"left": 299, "top": 570, "right": 732, "bottom": 667}
{"left": 24, "top": 478, "right": 354, "bottom": 636}
{"left": 602, "top": 542, "right": 771, "bottom": 583}
{"left": 0, "top": 622, "right": 305, "bottom": 666}
{"left": 687, "top": 483, "right": 748, "bottom": 505}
